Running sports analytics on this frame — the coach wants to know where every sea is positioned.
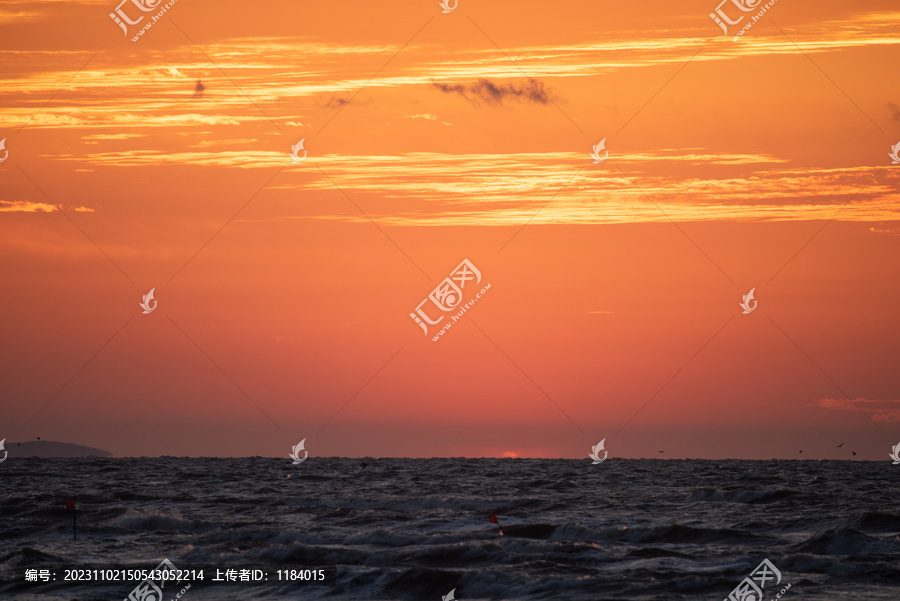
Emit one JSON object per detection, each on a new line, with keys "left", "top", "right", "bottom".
{"left": 1, "top": 458, "right": 899, "bottom": 600}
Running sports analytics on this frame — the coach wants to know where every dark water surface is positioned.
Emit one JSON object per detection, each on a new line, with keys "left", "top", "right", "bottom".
{"left": 1, "top": 458, "right": 899, "bottom": 600}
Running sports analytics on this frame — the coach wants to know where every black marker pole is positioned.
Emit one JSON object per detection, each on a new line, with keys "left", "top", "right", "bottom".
{"left": 67, "top": 497, "right": 76, "bottom": 540}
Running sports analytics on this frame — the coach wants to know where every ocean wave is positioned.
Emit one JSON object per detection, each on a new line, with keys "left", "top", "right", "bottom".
{"left": 686, "top": 487, "right": 800, "bottom": 504}
{"left": 792, "top": 528, "right": 899, "bottom": 556}
{"left": 3, "top": 458, "right": 899, "bottom": 600}
{"left": 607, "top": 524, "right": 768, "bottom": 545}
{"left": 113, "top": 510, "right": 214, "bottom": 533}
{"left": 852, "top": 511, "right": 900, "bottom": 532}
{"left": 0, "top": 547, "right": 70, "bottom": 566}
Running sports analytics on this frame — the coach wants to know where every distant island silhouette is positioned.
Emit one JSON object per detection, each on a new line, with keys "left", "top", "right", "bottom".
{"left": 4, "top": 441, "right": 111, "bottom": 458}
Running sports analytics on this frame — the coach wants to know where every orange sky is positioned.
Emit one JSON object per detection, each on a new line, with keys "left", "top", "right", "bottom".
{"left": 1, "top": 0, "right": 899, "bottom": 459}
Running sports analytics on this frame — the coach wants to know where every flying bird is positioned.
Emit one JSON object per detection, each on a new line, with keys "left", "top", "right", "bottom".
{"left": 851, "top": 451, "right": 857, "bottom": 456}
{"left": 836, "top": 442, "right": 844, "bottom": 448}
{"left": 442, "top": 588, "right": 456, "bottom": 601}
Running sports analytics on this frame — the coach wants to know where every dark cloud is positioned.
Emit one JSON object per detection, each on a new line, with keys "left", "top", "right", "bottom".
{"left": 325, "top": 96, "right": 350, "bottom": 108}
{"left": 193, "top": 80, "right": 205, "bottom": 99}
{"left": 433, "top": 78, "right": 552, "bottom": 105}
{"left": 888, "top": 102, "right": 900, "bottom": 121}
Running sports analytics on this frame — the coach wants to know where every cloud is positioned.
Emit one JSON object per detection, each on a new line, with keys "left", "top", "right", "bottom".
{"left": 813, "top": 398, "right": 900, "bottom": 422}
{"left": 82, "top": 133, "right": 146, "bottom": 141}
{"left": 275, "top": 335, "right": 303, "bottom": 342}
{"left": 433, "top": 78, "right": 552, "bottom": 105}
{"left": 233, "top": 154, "right": 897, "bottom": 226}
{"left": 0, "top": 201, "right": 55, "bottom": 213}
{"left": 191, "top": 138, "right": 259, "bottom": 148}
{"left": 0, "top": 11, "right": 44, "bottom": 24}
{"left": 0, "top": 200, "right": 94, "bottom": 213}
